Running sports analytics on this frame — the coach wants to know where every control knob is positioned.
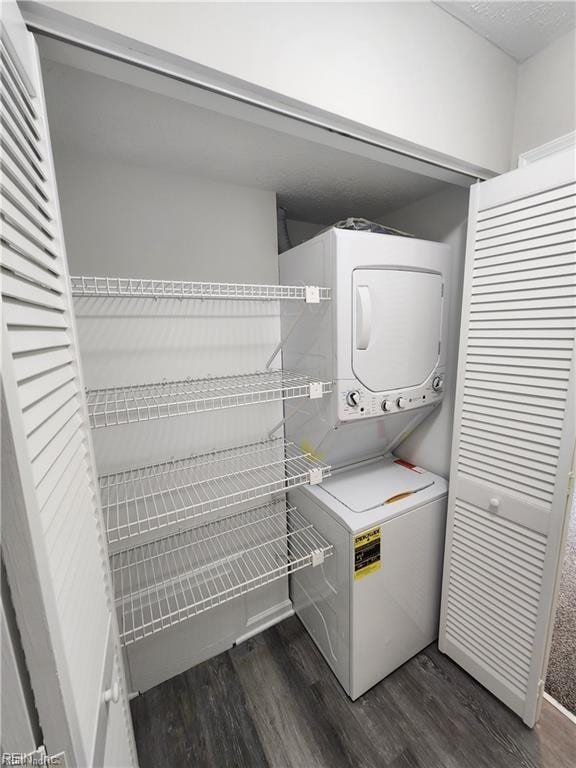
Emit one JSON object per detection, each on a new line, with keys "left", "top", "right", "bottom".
{"left": 346, "top": 390, "right": 361, "bottom": 407}
{"left": 396, "top": 397, "right": 407, "bottom": 409}
{"left": 432, "top": 376, "right": 443, "bottom": 392}
{"left": 381, "top": 399, "right": 392, "bottom": 412}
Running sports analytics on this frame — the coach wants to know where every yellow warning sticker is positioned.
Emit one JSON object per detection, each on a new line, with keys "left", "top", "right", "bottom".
{"left": 354, "top": 527, "right": 381, "bottom": 580}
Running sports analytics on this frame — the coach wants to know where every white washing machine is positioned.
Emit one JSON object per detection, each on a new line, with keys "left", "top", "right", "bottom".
{"left": 289, "top": 455, "right": 447, "bottom": 700}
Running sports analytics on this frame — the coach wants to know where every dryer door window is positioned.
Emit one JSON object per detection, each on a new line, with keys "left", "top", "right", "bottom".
{"left": 352, "top": 268, "right": 443, "bottom": 392}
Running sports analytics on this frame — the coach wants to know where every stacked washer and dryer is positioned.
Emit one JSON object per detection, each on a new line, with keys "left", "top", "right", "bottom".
{"left": 280, "top": 227, "right": 451, "bottom": 699}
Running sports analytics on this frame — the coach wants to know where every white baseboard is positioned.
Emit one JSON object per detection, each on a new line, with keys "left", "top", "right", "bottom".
{"left": 543, "top": 692, "right": 576, "bottom": 725}
{"left": 235, "top": 600, "right": 294, "bottom": 645}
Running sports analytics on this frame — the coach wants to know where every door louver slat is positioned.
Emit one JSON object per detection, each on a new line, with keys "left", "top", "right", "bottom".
{"left": 2, "top": 215, "right": 57, "bottom": 260}
{"left": 474, "top": 255, "right": 576, "bottom": 280}
{"left": 41, "top": 452, "right": 86, "bottom": 531}
{"left": 0, "top": 139, "right": 46, "bottom": 203}
{"left": 476, "top": 209, "right": 576, "bottom": 241}
{"left": 477, "top": 196, "right": 575, "bottom": 231}
{"left": 459, "top": 447, "right": 556, "bottom": 483}
{"left": 1, "top": 159, "right": 51, "bottom": 216}
{"left": 2, "top": 248, "right": 62, "bottom": 292}
{"left": 475, "top": 230, "right": 574, "bottom": 259}
{"left": 1, "top": 110, "right": 45, "bottom": 178}
{"left": 35, "top": 430, "right": 85, "bottom": 509}
{"left": 446, "top": 501, "right": 547, "bottom": 694}
{"left": 477, "top": 182, "right": 575, "bottom": 220}
{"left": 460, "top": 431, "right": 558, "bottom": 464}
{"left": 0, "top": 44, "right": 38, "bottom": 119}
{"left": 12, "top": 347, "right": 73, "bottom": 380}
{"left": 3, "top": 300, "right": 67, "bottom": 328}
{"left": 2, "top": 165, "right": 51, "bottom": 219}
{"left": 2, "top": 185, "right": 54, "bottom": 239}
{"left": 1, "top": 87, "right": 42, "bottom": 154}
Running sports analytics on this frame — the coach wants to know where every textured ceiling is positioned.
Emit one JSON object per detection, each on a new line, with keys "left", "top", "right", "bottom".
{"left": 40, "top": 59, "right": 447, "bottom": 224}
{"left": 435, "top": 1, "right": 576, "bottom": 61}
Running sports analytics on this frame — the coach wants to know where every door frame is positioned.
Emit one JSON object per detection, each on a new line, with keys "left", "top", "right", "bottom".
{"left": 20, "top": 1, "right": 494, "bottom": 188}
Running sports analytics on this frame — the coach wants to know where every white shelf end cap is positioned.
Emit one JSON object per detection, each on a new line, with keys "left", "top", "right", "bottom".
{"left": 309, "top": 382, "right": 323, "bottom": 399}
{"left": 311, "top": 549, "right": 325, "bottom": 567}
{"left": 309, "top": 467, "right": 323, "bottom": 485}
{"left": 305, "top": 286, "right": 320, "bottom": 303}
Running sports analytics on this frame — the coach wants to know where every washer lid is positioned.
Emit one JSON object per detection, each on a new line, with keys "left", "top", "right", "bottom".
{"left": 322, "top": 456, "right": 436, "bottom": 513}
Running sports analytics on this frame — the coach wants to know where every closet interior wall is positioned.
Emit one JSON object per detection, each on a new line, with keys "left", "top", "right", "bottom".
{"left": 50, "top": 151, "right": 282, "bottom": 470}
{"left": 39, "top": 44, "right": 469, "bottom": 691}
{"left": 44, "top": 108, "right": 295, "bottom": 690}
{"left": 377, "top": 186, "right": 470, "bottom": 478}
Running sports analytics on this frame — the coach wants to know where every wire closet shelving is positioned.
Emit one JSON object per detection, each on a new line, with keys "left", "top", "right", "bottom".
{"left": 101, "top": 438, "right": 331, "bottom": 546}
{"left": 73, "top": 272, "right": 334, "bottom": 645}
{"left": 111, "top": 501, "right": 333, "bottom": 645}
{"left": 70, "top": 275, "right": 330, "bottom": 302}
{"left": 86, "top": 370, "right": 331, "bottom": 428}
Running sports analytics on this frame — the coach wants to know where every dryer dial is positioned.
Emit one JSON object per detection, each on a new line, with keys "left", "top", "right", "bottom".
{"left": 396, "top": 397, "right": 407, "bottom": 409}
{"left": 381, "top": 399, "right": 392, "bottom": 412}
{"left": 346, "top": 390, "right": 361, "bottom": 407}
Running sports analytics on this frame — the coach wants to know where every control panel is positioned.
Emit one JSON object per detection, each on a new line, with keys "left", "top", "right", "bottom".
{"left": 338, "top": 368, "right": 445, "bottom": 422}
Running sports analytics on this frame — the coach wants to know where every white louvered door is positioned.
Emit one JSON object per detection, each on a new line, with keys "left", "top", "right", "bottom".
{"left": 439, "top": 146, "right": 576, "bottom": 727}
{"left": 1, "top": 3, "right": 137, "bottom": 765}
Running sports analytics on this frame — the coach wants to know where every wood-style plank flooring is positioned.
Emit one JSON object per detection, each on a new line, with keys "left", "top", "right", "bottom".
{"left": 131, "top": 616, "right": 576, "bottom": 768}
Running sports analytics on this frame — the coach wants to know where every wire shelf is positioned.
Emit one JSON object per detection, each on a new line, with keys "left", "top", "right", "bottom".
{"left": 86, "top": 370, "right": 331, "bottom": 428}
{"left": 70, "top": 275, "right": 330, "bottom": 302}
{"left": 111, "top": 501, "right": 333, "bottom": 645}
{"left": 100, "top": 438, "right": 331, "bottom": 546}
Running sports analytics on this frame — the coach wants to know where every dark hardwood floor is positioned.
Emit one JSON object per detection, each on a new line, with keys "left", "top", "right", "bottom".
{"left": 131, "top": 616, "right": 576, "bottom": 768}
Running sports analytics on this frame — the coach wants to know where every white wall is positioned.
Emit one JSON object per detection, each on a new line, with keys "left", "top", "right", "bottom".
{"left": 52, "top": 149, "right": 283, "bottom": 468}
{"left": 379, "top": 186, "right": 470, "bottom": 478}
{"left": 41, "top": 1, "right": 517, "bottom": 173}
{"left": 56, "top": 152, "right": 278, "bottom": 286}
{"left": 512, "top": 28, "right": 576, "bottom": 163}
{"left": 287, "top": 218, "right": 325, "bottom": 247}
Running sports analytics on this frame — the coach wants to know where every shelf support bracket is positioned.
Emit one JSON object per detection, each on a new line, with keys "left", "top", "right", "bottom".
{"left": 265, "top": 311, "right": 302, "bottom": 369}
{"left": 311, "top": 549, "right": 325, "bottom": 567}
{"left": 266, "top": 295, "right": 327, "bottom": 369}
{"left": 268, "top": 413, "right": 289, "bottom": 439}
{"left": 267, "top": 393, "right": 324, "bottom": 437}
